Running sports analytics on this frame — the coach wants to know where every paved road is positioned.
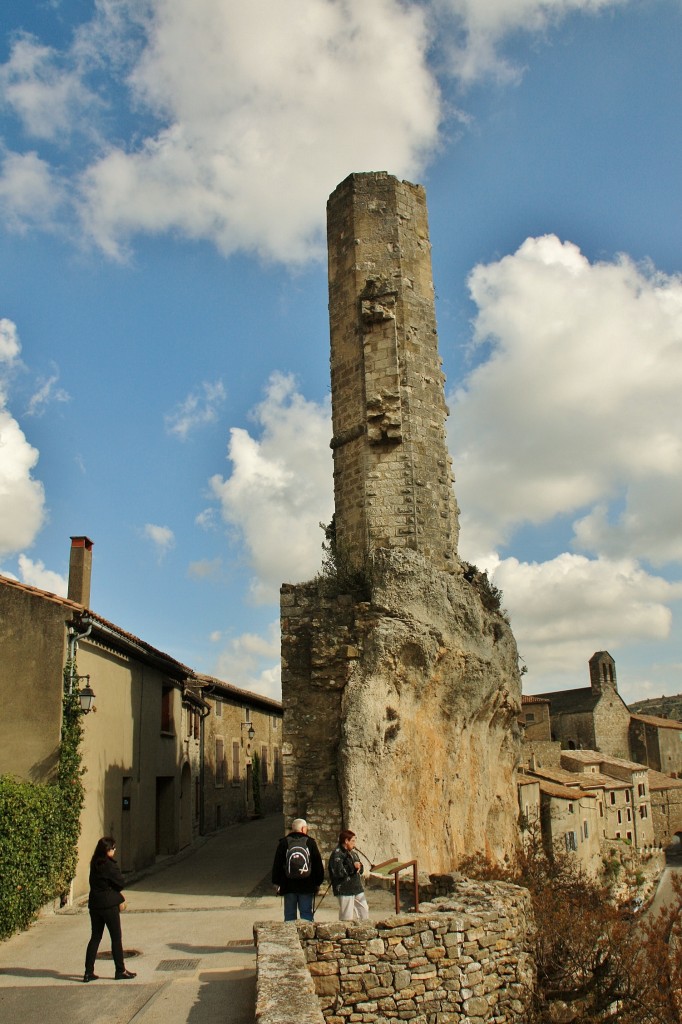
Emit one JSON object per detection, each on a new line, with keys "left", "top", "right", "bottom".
{"left": 0, "top": 813, "right": 355, "bottom": 1024}
{"left": 646, "top": 846, "right": 682, "bottom": 920}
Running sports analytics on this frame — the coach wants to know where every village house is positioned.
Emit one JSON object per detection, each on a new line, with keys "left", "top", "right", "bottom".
{"left": 519, "top": 694, "right": 561, "bottom": 767}
{"left": 517, "top": 767, "right": 602, "bottom": 876}
{"left": 0, "top": 536, "right": 283, "bottom": 900}
{"left": 195, "top": 675, "right": 283, "bottom": 830}
{"left": 560, "top": 750, "right": 655, "bottom": 849}
{"left": 646, "top": 769, "right": 682, "bottom": 846}
{"left": 516, "top": 765, "right": 602, "bottom": 876}
{"left": 630, "top": 711, "right": 682, "bottom": 777}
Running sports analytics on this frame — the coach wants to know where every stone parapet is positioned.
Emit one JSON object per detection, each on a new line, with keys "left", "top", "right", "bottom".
{"left": 254, "top": 921, "right": 325, "bottom": 1024}
{"left": 255, "top": 880, "right": 535, "bottom": 1024}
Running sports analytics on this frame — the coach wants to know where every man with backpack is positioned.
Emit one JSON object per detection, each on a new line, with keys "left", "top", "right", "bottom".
{"left": 271, "top": 818, "right": 325, "bottom": 921}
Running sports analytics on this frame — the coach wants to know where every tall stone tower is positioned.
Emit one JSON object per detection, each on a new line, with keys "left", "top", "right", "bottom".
{"left": 280, "top": 173, "right": 522, "bottom": 871}
{"left": 327, "top": 173, "right": 459, "bottom": 572}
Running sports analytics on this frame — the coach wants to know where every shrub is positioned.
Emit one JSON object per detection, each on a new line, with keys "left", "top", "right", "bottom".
{"left": 461, "top": 831, "right": 682, "bottom": 1023}
{"left": 0, "top": 665, "right": 84, "bottom": 940}
{"left": 316, "top": 515, "right": 369, "bottom": 599}
{"left": 461, "top": 560, "right": 506, "bottom": 617}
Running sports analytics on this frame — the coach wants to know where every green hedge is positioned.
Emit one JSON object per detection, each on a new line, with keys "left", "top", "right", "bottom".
{"left": 0, "top": 672, "right": 84, "bottom": 940}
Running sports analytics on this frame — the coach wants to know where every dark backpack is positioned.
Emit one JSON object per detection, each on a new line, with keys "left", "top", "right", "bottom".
{"left": 285, "top": 835, "right": 311, "bottom": 879}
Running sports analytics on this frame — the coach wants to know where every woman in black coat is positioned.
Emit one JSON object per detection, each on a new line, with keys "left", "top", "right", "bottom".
{"left": 83, "top": 837, "right": 136, "bottom": 982}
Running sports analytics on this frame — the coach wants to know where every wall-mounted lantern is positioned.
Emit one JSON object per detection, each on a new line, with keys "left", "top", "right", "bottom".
{"left": 76, "top": 675, "right": 96, "bottom": 714}
{"left": 241, "top": 721, "right": 255, "bottom": 741}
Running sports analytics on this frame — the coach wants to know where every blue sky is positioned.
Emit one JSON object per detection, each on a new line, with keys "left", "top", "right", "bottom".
{"left": 1, "top": 0, "right": 681, "bottom": 705}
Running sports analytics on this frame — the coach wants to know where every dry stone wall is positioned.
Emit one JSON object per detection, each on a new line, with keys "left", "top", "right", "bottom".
{"left": 255, "top": 880, "right": 535, "bottom": 1024}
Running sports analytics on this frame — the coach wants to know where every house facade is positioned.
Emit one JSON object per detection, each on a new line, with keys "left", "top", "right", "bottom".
{"left": 196, "top": 676, "right": 283, "bottom": 831}
{"left": 630, "top": 712, "right": 682, "bottom": 777}
{"left": 518, "top": 772, "right": 602, "bottom": 876}
{"left": 647, "top": 769, "right": 682, "bottom": 846}
{"left": 560, "top": 750, "right": 655, "bottom": 849}
{"left": 0, "top": 536, "right": 283, "bottom": 900}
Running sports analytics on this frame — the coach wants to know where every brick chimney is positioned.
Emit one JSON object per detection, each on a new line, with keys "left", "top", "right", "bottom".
{"left": 68, "top": 536, "right": 94, "bottom": 607}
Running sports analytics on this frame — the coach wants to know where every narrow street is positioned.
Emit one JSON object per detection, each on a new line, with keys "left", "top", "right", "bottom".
{"left": 0, "top": 813, "right": 346, "bottom": 1024}
{"left": 646, "top": 843, "right": 682, "bottom": 920}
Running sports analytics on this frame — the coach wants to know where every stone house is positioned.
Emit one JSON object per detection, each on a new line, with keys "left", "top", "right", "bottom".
{"left": 520, "top": 695, "right": 551, "bottom": 740}
{"left": 534, "top": 651, "right": 631, "bottom": 759}
{"left": 528, "top": 773, "right": 601, "bottom": 875}
{"left": 642, "top": 769, "right": 682, "bottom": 847}
{"left": 518, "top": 766, "right": 602, "bottom": 874}
{"left": 0, "top": 536, "right": 283, "bottom": 899}
{"left": 630, "top": 712, "right": 682, "bottom": 777}
{"left": 194, "top": 675, "right": 283, "bottom": 830}
{"left": 520, "top": 694, "right": 562, "bottom": 768}
{"left": 560, "top": 751, "right": 655, "bottom": 849}
{"left": 179, "top": 687, "right": 211, "bottom": 846}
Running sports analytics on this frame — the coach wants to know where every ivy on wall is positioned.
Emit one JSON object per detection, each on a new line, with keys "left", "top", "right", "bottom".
{"left": 0, "top": 660, "right": 85, "bottom": 940}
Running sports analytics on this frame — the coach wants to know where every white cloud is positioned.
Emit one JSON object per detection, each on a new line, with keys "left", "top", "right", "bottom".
{"left": 0, "top": 410, "right": 47, "bottom": 557}
{"left": 141, "top": 522, "right": 175, "bottom": 559}
{"left": 195, "top": 507, "right": 216, "bottom": 530}
{"left": 0, "top": 318, "right": 21, "bottom": 366}
{"left": 0, "top": 150, "right": 63, "bottom": 231}
{"left": 76, "top": 0, "right": 440, "bottom": 262}
{"left": 17, "top": 553, "right": 67, "bottom": 596}
{"left": 212, "top": 620, "right": 281, "bottom": 700}
{"left": 0, "top": 34, "right": 95, "bottom": 141}
{"left": 433, "top": 0, "right": 628, "bottom": 83}
{"left": 0, "top": 320, "right": 47, "bottom": 557}
{"left": 0, "top": 0, "right": 638, "bottom": 259}
{"left": 449, "top": 236, "right": 682, "bottom": 567}
{"left": 187, "top": 557, "right": 223, "bottom": 580}
{"left": 207, "top": 372, "right": 333, "bottom": 604}
{"left": 165, "top": 379, "right": 225, "bottom": 439}
{"left": 488, "top": 553, "right": 682, "bottom": 686}
{"left": 26, "top": 371, "right": 71, "bottom": 417}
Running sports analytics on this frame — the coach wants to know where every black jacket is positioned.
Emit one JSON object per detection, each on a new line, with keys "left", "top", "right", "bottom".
{"left": 271, "top": 831, "right": 325, "bottom": 894}
{"left": 88, "top": 856, "right": 126, "bottom": 910}
{"left": 328, "top": 845, "right": 364, "bottom": 896}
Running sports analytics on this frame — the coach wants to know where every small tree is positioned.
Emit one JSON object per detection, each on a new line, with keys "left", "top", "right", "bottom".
{"left": 460, "top": 836, "right": 682, "bottom": 1023}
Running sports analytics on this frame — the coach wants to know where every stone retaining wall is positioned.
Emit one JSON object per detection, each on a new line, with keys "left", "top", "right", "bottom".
{"left": 255, "top": 880, "right": 535, "bottom": 1024}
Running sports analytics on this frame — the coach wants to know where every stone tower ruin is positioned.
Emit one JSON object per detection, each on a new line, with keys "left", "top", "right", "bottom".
{"left": 280, "top": 172, "right": 522, "bottom": 870}
{"left": 327, "top": 173, "right": 459, "bottom": 573}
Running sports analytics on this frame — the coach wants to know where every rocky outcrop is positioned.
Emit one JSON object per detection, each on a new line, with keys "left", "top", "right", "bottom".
{"left": 281, "top": 548, "right": 522, "bottom": 870}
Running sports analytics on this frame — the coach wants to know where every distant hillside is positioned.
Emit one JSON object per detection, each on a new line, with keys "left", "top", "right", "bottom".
{"left": 629, "top": 694, "right": 682, "bottom": 722}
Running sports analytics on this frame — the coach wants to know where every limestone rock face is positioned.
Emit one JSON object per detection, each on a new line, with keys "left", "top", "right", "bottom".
{"left": 281, "top": 548, "right": 522, "bottom": 869}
